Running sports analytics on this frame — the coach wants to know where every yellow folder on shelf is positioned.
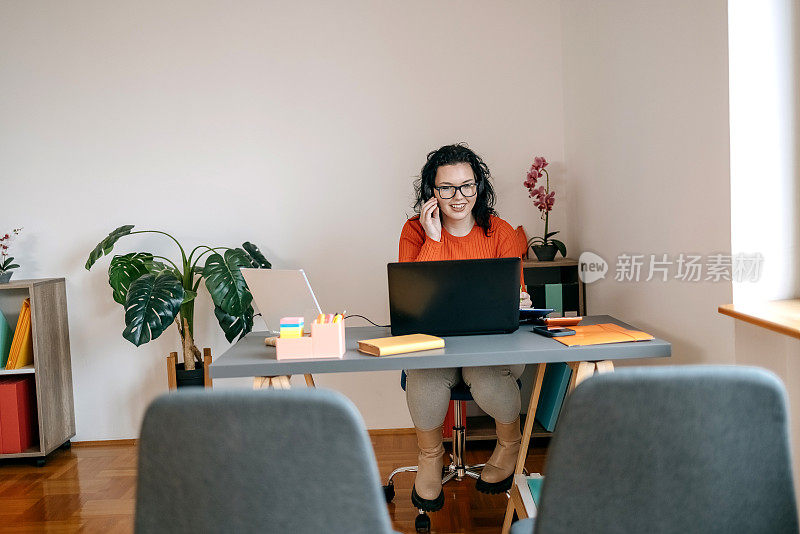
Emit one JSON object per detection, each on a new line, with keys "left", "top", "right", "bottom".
{"left": 6, "top": 298, "right": 33, "bottom": 370}
{"left": 357, "top": 334, "right": 445, "bottom": 357}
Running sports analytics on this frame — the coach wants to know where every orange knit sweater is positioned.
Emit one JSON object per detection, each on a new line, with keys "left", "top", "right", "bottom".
{"left": 398, "top": 215, "right": 524, "bottom": 284}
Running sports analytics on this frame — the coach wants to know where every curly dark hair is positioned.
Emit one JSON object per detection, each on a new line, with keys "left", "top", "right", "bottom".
{"left": 412, "top": 143, "right": 497, "bottom": 237}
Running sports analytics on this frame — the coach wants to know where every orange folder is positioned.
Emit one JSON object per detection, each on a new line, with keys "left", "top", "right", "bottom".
{"left": 6, "top": 299, "right": 33, "bottom": 370}
{"left": 554, "top": 323, "right": 653, "bottom": 347}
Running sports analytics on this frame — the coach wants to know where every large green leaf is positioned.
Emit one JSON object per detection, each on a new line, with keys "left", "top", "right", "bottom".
{"left": 203, "top": 249, "right": 253, "bottom": 316}
{"left": 144, "top": 257, "right": 170, "bottom": 274}
{"left": 182, "top": 290, "right": 197, "bottom": 305}
{"left": 122, "top": 272, "right": 184, "bottom": 347}
{"left": 550, "top": 239, "right": 567, "bottom": 258}
{"left": 85, "top": 225, "right": 135, "bottom": 270}
{"left": 242, "top": 242, "right": 272, "bottom": 269}
{"left": 214, "top": 304, "right": 255, "bottom": 342}
{"left": 108, "top": 253, "right": 152, "bottom": 305}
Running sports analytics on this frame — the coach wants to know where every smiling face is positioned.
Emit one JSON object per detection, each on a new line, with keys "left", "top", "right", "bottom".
{"left": 434, "top": 163, "right": 478, "bottom": 224}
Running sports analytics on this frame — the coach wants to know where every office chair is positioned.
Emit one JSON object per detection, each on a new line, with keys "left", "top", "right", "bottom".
{"left": 510, "top": 366, "right": 798, "bottom": 534}
{"left": 384, "top": 370, "right": 523, "bottom": 532}
{"left": 135, "top": 388, "right": 398, "bottom": 534}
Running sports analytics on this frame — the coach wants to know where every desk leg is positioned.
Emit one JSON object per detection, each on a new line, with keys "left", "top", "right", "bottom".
{"left": 304, "top": 374, "right": 316, "bottom": 388}
{"left": 271, "top": 376, "right": 291, "bottom": 389}
{"left": 575, "top": 361, "right": 595, "bottom": 388}
{"left": 254, "top": 376, "right": 293, "bottom": 389}
{"left": 566, "top": 362, "right": 578, "bottom": 393}
{"left": 501, "top": 362, "right": 547, "bottom": 534}
{"left": 596, "top": 360, "right": 615, "bottom": 374}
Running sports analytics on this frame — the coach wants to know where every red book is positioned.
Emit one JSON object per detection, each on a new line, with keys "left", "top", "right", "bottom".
{"left": 441, "top": 401, "right": 467, "bottom": 439}
{"left": 0, "top": 376, "right": 37, "bottom": 453}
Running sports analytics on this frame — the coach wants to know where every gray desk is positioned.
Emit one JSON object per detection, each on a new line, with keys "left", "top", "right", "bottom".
{"left": 210, "top": 315, "right": 671, "bottom": 379}
{"left": 210, "top": 314, "right": 670, "bottom": 534}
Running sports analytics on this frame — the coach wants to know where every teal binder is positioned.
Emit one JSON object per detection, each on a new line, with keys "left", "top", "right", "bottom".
{"left": 534, "top": 362, "right": 572, "bottom": 432}
{"left": 544, "top": 283, "right": 563, "bottom": 316}
{"left": 0, "top": 309, "right": 12, "bottom": 368}
{"left": 526, "top": 476, "right": 544, "bottom": 505}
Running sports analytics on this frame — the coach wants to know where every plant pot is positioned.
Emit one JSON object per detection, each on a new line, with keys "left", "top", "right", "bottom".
{"left": 531, "top": 244, "right": 558, "bottom": 262}
{"left": 0, "top": 272, "right": 12, "bottom": 284}
{"left": 175, "top": 362, "right": 205, "bottom": 388}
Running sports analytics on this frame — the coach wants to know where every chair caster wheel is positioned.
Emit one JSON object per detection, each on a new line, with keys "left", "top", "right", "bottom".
{"left": 415, "top": 512, "right": 431, "bottom": 533}
{"left": 383, "top": 482, "right": 395, "bottom": 503}
{"left": 35, "top": 458, "right": 46, "bottom": 468}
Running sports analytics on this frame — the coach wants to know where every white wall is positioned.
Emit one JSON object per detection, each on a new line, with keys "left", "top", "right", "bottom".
{"left": 562, "top": 0, "right": 800, "bottom": 491}
{"left": 0, "top": 1, "right": 566, "bottom": 439}
{"left": 561, "top": 0, "right": 734, "bottom": 367}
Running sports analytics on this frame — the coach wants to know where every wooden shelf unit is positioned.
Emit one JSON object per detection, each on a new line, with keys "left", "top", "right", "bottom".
{"left": 522, "top": 258, "right": 587, "bottom": 316}
{"left": 0, "top": 278, "right": 75, "bottom": 463}
{"left": 463, "top": 259, "right": 587, "bottom": 442}
{"left": 443, "top": 414, "right": 552, "bottom": 443}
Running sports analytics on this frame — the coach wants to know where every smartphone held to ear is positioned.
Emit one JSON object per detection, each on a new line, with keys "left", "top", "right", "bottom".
{"left": 532, "top": 326, "right": 576, "bottom": 337}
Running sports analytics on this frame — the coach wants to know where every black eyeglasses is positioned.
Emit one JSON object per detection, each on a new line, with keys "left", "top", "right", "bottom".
{"left": 433, "top": 183, "right": 477, "bottom": 199}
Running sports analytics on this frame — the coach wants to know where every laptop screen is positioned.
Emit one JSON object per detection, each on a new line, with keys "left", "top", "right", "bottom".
{"left": 387, "top": 258, "right": 521, "bottom": 336}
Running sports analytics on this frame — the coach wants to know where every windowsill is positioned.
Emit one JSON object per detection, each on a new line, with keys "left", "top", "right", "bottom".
{"left": 718, "top": 299, "right": 800, "bottom": 340}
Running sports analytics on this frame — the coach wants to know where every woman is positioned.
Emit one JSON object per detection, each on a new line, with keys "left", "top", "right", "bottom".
{"left": 399, "top": 143, "right": 532, "bottom": 511}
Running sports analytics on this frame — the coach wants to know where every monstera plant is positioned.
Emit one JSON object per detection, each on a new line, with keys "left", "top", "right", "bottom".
{"left": 85, "top": 225, "right": 270, "bottom": 370}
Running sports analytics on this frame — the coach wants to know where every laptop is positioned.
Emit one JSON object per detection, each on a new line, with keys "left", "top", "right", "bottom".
{"left": 241, "top": 268, "right": 323, "bottom": 335}
{"left": 387, "top": 258, "right": 521, "bottom": 336}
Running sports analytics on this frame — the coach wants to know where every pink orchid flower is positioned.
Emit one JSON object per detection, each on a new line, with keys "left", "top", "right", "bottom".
{"left": 543, "top": 191, "right": 555, "bottom": 211}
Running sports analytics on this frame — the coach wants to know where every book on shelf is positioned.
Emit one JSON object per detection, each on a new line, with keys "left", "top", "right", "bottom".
{"left": 515, "top": 473, "right": 545, "bottom": 518}
{"left": 441, "top": 401, "right": 466, "bottom": 439}
{"left": 0, "top": 375, "right": 38, "bottom": 453}
{"left": 535, "top": 362, "right": 572, "bottom": 432}
{"left": 5, "top": 299, "right": 33, "bottom": 370}
{"left": 525, "top": 283, "right": 580, "bottom": 317}
{"left": 0, "top": 310, "right": 12, "bottom": 368}
{"left": 526, "top": 474, "right": 544, "bottom": 506}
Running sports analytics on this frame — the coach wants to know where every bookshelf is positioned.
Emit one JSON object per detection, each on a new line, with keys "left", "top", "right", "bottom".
{"left": 0, "top": 278, "right": 75, "bottom": 466}
{"left": 463, "top": 259, "right": 586, "bottom": 441}
{"left": 522, "top": 258, "right": 586, "bottom": 316}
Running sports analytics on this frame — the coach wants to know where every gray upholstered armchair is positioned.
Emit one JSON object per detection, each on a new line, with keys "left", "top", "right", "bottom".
{"left": 135, "top": 388, "right": 398, "bottom": 534}
{"left": 511, "top": 366, "right": 798, "bottom": 534}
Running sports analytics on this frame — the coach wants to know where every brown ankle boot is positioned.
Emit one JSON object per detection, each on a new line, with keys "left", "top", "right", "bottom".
{"left": 476, "top": 417, "right": 521, "bottom": 494}
{"left": 411, "top": 425, "right": 445, "bottom": 511}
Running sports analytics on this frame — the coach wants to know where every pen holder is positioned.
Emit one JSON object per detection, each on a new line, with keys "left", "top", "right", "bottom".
{"left": 311, "top": 320, "right": 346, "bottom": 358}
{"left": 275, "top": 320, "right": 345, "bottom": 360}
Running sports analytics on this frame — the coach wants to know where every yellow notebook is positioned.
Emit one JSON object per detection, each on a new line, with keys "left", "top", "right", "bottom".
{"left": 357, "top": 334, "right": 444, "bottom": 357}
{"left": 6, "top": 298, "right": 33, "bottom": 370}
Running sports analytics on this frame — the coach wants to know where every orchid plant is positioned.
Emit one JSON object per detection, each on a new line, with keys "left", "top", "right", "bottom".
{"left": 523, "top": 157, "right": 566, "bottom": 258}
{"left": 0, "top": 228, "right": 22, "bottom": 277}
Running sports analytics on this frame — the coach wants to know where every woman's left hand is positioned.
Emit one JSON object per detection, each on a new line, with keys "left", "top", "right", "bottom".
{"left": 520, "top": 290, "right": 532, "bottom": 309}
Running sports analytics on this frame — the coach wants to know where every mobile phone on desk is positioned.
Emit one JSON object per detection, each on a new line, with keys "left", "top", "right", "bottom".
{"left": 532, "top": 325, "right": 575, "bottom": 337}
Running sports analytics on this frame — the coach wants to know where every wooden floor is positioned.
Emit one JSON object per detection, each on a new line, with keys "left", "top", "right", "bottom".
{"left": 0, "top": 433, "right": 548, "bottom": 533}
